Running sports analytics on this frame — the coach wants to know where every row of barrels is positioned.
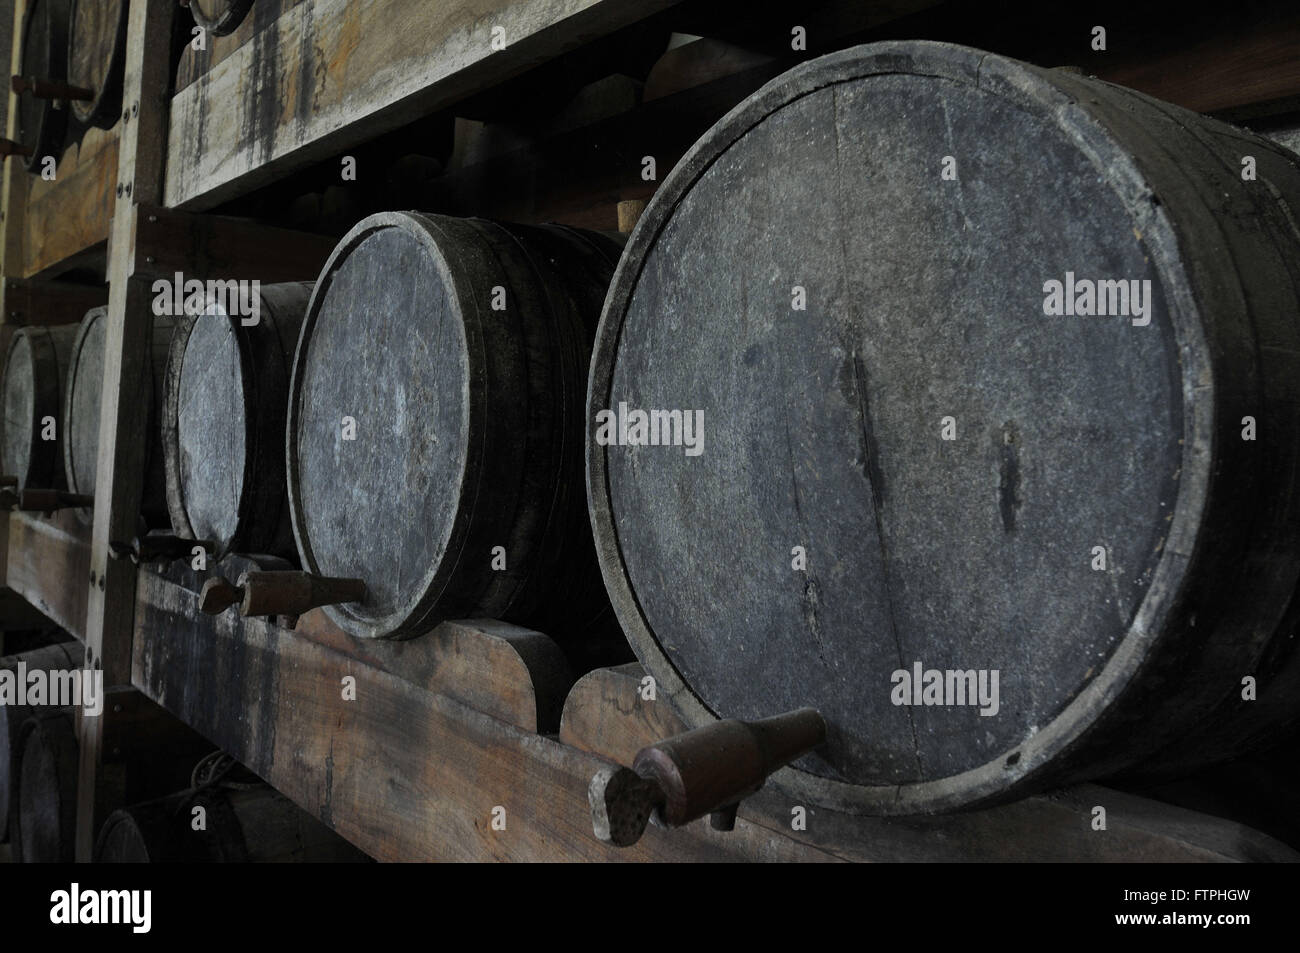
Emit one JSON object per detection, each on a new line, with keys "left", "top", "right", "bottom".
{"left": 5, "top": 42, "right": 1300, "bottom": 815}
{"left": 6, "top": 0, "right": 255, "bottom": 171}
{"left": 0, "top": 646, "right": 366, "bottom": 861}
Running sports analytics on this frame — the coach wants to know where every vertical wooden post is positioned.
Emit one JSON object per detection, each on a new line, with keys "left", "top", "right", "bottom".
{"left": 76, "top": 0, "right": 176, "bottom": 862}
{"left": 1, "top": 0, "right": 31, "bottom": 303}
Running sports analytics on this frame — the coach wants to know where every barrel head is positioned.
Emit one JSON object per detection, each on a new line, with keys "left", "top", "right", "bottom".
{"left": 588, "top": 42, "right": 1227, "bottom": 814}
{"left": 63, "top": 306, "right": 106, "bottom": 504}
{"left": 1, "top": 334, "right": 38, "bottom": 487}
{"left": 289, "top": 216, "right": 471, "bottom": 638}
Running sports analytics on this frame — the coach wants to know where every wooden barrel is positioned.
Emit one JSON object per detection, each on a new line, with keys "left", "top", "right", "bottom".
{"left": 12, "top": 708, "right": 78, "bottom": 862}
{"left": 68, "top": 0, "right": 128, "bottom": 129}
{"left": 188, "top": 0, "right": 255, "bottom": 37}
{"left": 287, "top": 213, "right": 622, "bottom": 642}
{"left": 0, "top": 642, "right": 80, "bottom": 843}
{"left": 1, "top": 324, "right": 79, "bottom": 489}
{"left": 95, "top": 785, "right": 371, "bottom": 862}
{"left": 15, "top": 0, "right": 71, "bottom": 173}
{"left": 63, "top": 306, "right": 173, "bottom": 525}
{"left": 162, "top": 283, "right": 313, "bottom": 557}
{"left": 587, "top": 41, "right": 1300, "bottom": 815}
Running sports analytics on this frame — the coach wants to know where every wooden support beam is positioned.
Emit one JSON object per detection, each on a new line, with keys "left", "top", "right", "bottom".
{"left": 0, "top": 0, "right": 31, "bottom": 316}
{"left": 2, "top": 278, "right": 105, "bottom": 326}
{"left": 130, "top": 204, "right": 336, "bottom": 282}
{"left": 164, "top": 0, "right": 687, "bottom": 210}
{"left": 132, "top": 570, "right": 835, "bottom": 861}
{"left": 76, "top": 0, "right": 178, "bottom": 863}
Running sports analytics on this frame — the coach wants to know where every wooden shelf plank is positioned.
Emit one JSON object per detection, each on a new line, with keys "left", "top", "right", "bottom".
{"left": 163, "top": 0, "right": 686, "bottom": 210}
{"left": 131, "top": 570, "right": 838, "bottom": 862}
{"left": 2, "top": 511, "right": 92, "bottom": 640}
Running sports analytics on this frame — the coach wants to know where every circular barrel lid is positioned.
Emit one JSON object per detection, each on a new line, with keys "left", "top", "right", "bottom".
{"left": 289, "top": 214, "right": 473, "bottom": 639}
{"left": 68, "top": 0, "right": 127, "bottom": 128}
{"left": 588, "top": 41, "right": 1213, "bottom": 813}
{"left": 63, "top": 307, "right": 106, "bottom": 507}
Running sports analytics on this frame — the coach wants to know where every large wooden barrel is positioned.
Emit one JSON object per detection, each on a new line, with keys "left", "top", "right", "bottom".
{"left": 0, "top": 642, "right": 80, "bottom": 843}
{"left": 587, "top": 41, "right": 1300, "bottom": 815}
{"left": 67, "top": 0, "right": 128, "bottom": 129}
{"left": 15, "top": 0, "right": 71, "bottom": 173}
{"left": 188, "top": 0, "right": 256, "bottom": 37}
{"left": 11, "top": 708, "right": 78, "bottom": 862}
{"left": 1, "top": 324, "right": 79, "bottom": 489}
{"left": 63, "top": 306, "right": 173, "bottom": 525}
{"left": 162, "top": 283, "right": 313, "bottom": 557}
{"left": 95, "top": 785, "right": 371, "bottom": 862}
{"left": 287, "top": 213, "right": 622, "bottom": 643}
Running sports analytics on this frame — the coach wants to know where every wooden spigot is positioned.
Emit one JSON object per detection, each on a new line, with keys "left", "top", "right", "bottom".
{"left": 0, "top": 138, "right": 33, "bottom": 159}
{"left": 198, "top": 576, "right": 242, "bottom": 614}
{"left": 589, "top": 708, "right": 827, "bottom": 847}
{"left": 11, "top": 76, "right": 94, "bottom": 101}
{"left": 200, "top": 570, "right": 365, "bottom": 617}
{"left": 128, "top": 534, "right": 217, "bottom": 565}
{"left": 18, "top": 488, "right": 93, "bottom": 513}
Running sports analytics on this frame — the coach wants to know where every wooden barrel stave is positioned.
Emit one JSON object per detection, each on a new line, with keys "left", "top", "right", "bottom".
{"left": 12, "top": 708, "right": 78, "bottom": 863}
{"left": 1, "top": 324, "right": 79, "bottom": 490}
{"left": 0, "top": 642, "right": 80, "bottom": 843}
{"left": 62, "top": 306, "right": 172, "bottom": 524}
{"left": 15, "top": 0, "right": 72, "bottom": 173}
{"left": 162, "top": 282, "right": 314, "bottom": 557}
{"left": 68, "top": 0, "right": 128, "bottom": 129}
{"left": 586, "top": 41, "right": 1300, "bottom": 814}
{"left": 94, "top": 785, "right": 370, "bottom": 862}
{"left": 287, "top": 214, "right": 624, "bottom": 649}
{"left": 188, "top": 0, "right": 256, "bottom": 37}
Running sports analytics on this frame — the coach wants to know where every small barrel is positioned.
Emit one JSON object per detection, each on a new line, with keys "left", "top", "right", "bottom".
{"left": 94, "top": 785, "right": 371, "bottom": 862}
{"left": 287, "top": 213, "right": 622, "bottom": 642}
{"left": 63, "top": 306, "right": 173, "bottom": 524}
{"left": 188, "top": 0, "right": 256, "bottom": 37}
{"left": 0, "top": 642, "right": 80, "bottom": 843}
{"left": 162, "top": 282, "right": 314, "bottom": 557}
{"left": 12, "top": 708, "right": 78, "bottom": 863}
{"left": 587, "top": 41, "right": 1300, "bottom": 815}
{"left": 1, "top": 324, "right": 79, "bottom": 490}
{"left": 15, "top": 0, "right": 71, "bottom": 173}
{"left": 67, "top": 0, "right": 128, "bottom": 129}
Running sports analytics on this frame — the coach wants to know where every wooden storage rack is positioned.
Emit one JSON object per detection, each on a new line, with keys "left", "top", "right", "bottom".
{"left": 2, "top": 0, "right": 1299, "bottom": 862}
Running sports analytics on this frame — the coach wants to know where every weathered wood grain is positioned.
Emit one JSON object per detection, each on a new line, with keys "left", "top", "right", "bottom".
{"left": 164, "top": 0, "right": 688, "bottom": 210}
{"left": 561, "top": 664, "right": 1300, "bottom": 862}
{"left": 588, "top": 40, "right": 1300, "bottom": 816}
{"left": 130, "top": 205, "right": 336, "bottom": 282}
{"left": 132, "top": 571, "right": 835, "bottom": 862}
{"left": 78, "top": 0, "right": 178, "bottom": 862}
{"left": 3, "top": 510, "right": 90, "bottom": 638}
{"left": 1, "top": 323, "right": 78, "bottom": 489}
{"left": 175, "top": 0, "right": 304, "bottom": 91}
{"left": 288, "top": 214, "right": 622, "bottom": 649}
{"left": 20, "top": 124, "right": 119, "bottom": 278}
{"left": 68, "top": 0, "right": 128, "bottom": 128}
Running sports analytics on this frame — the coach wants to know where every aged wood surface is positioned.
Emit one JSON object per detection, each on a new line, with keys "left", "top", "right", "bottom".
{"left": 164, "top": 0, "right": 688, "bottom": 209}
{"left": 20, "top": 125, "right": 119, "bottom": 278}
{"left": 588, "top": 40, "right": 1300, "bottom": 816}
{"left": 561, "top": 664, "right": 1300, "bottom": 862}
{"left": 77, "top": 0, "right": 177, "bottom": 862}
{"left": 68, "top": 0, "right": 128, "bottom": 128}
{"left": 3, "top": 510, "right": 90, "bottom": 638}
{"left": 133, "top": 569, "right": 834, "bottom": 861}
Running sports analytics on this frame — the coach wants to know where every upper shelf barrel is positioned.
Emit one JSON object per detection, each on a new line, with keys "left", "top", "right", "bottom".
{"left": 161, "top": 282, "right": 314, "bottom": 557}
{"left": 587, "top": 40, "right": 1300, "bottom": 815}
{"left": 1, "top": 325, "right": 79, "bottom": 490}
{"left": 62, "top": 306, "right": 172, "bottom": 524}
{"left": 188, "top": 0, "right": 256, "bottom": 36}
{"left": 14, "top": 0, "right": 71, "bottom": 173}
{"left": 287, "top": 212, "right": 622, "bottom": 643}
{"left": 67, "top": 0, "right": 128, "bottom": 129}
